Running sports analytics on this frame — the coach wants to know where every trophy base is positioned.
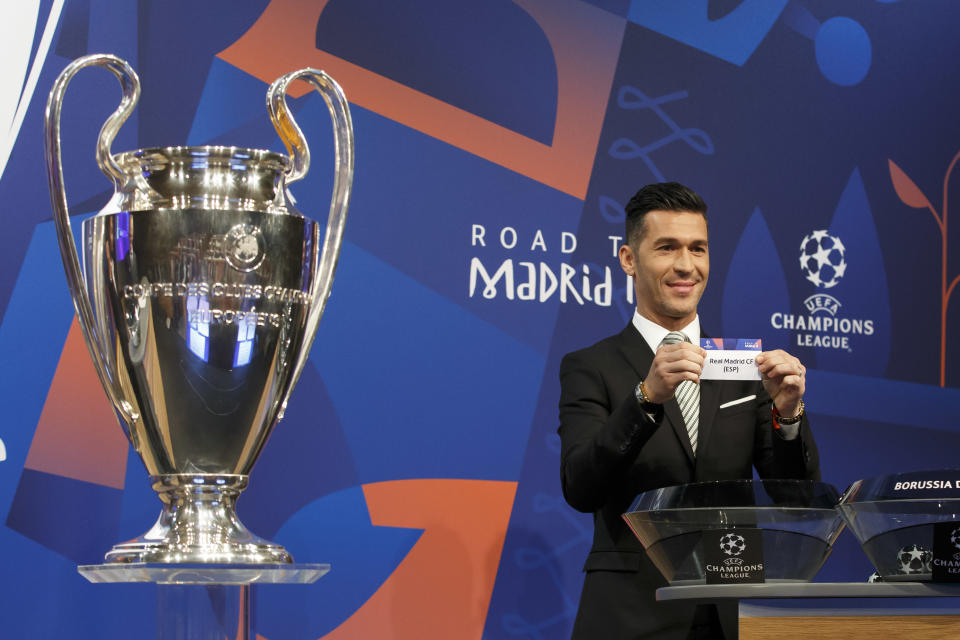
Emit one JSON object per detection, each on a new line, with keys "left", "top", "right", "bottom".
{"left": 79, "top": 562, "right": 329, "bottom": 584}
{"left": 104, "top": 474, "right": 293, "bottom": 565}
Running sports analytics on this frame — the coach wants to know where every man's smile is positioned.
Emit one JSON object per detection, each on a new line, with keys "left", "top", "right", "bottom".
{"left": 666, "top": 280, "right": 698, "bottom": 295}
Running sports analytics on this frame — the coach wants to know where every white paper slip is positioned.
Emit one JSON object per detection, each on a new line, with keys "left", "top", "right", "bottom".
{"left": 700, "top": 338, "right": 761, "bottom": 381}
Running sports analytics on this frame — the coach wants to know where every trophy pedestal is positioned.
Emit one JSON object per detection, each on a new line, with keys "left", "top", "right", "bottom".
{"left": 79, "top": 563, "right": 329, "bottom": 639}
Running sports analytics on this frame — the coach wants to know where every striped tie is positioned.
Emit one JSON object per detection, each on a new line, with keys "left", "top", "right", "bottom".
{"left": 662, "top": 331, "right": 700, "bottom": 455}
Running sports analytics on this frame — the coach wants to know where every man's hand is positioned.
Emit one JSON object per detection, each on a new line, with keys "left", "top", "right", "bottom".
{"left": 643, "top": 343, "right": 706, "bottom": 404}
{"left": 755, "top": 350, "right": 806, "bottom": 417}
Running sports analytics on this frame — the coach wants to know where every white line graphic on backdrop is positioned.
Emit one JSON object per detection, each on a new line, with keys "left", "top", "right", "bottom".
{"left": 0, "top": 0, "right": 64, "bottom": 182}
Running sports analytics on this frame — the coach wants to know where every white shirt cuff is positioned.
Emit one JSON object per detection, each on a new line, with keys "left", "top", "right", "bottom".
{"left": 777, "top": 422, "right": 800, "bottom": 440}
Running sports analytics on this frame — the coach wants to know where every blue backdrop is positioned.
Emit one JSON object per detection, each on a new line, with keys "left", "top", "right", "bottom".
{"left": 0, "top": 1, "right": 958, "bottom": 637}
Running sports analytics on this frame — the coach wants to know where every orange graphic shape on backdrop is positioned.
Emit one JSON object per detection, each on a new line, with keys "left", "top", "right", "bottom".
{"left": 888, "top": 152, "right": 960, "bottom": 387}
{"left": 317, "top": 478, "right": 518, "bottom": 640}
{"left": 218, "top": 0, "right": 624, "bottom": 199}
{"left": 23, "top": 318, "right": 129, "bottom": 489}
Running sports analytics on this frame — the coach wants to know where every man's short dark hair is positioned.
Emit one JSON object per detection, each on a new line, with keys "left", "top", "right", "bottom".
{"left": 625, "top": 182, "right": 707, "bottom": 246}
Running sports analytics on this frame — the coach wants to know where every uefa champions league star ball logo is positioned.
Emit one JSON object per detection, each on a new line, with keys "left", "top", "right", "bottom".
{"left": 897, "top": 544, "right": 931, "bottom": 574}
{"left": 719, "top": 532, "right": 746, "bottom": 557}
{"left": 799, "top": 230, "right": 847, "bottom": 289}
{"left": 951, "top": 527, "right": 960, "bottom": 551}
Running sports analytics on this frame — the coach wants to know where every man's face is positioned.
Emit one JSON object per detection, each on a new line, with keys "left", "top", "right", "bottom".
{"left": 618, "top": 210, "right": 709, "bottom": 329}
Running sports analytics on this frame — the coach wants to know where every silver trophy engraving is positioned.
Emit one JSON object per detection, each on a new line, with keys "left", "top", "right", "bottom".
{"left": 44, "top": 54, "right": 353, "bottom": 564}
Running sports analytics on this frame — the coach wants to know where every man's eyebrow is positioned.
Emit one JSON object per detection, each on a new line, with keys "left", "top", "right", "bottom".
{"left": 649, "top": 236, "right": 708, "bottom": 245}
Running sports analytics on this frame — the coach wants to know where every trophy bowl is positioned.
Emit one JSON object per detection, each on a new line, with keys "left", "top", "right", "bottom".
{"left": 838, "top": 470, "right": 960, "bottom": 581}
{"left": 623, "top": 479, "right": 844, "bottom": 585}
{"left": 45, "top": 55, "right": 353, "bottom": 565}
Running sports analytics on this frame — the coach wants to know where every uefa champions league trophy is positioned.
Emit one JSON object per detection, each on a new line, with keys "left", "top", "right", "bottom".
{"left": 44, "top": 54, "right": 353, "bottom": 565}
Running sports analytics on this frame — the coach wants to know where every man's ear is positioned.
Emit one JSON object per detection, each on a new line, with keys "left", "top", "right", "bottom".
{"left": 618, "top": 243, "right": 635, "bottom": 276}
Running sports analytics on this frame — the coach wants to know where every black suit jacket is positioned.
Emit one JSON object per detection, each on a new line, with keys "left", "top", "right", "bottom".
{"left": 558, "top": 323, "right": 819, "bottom": 638}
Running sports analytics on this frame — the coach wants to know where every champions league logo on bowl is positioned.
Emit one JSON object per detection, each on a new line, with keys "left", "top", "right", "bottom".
{"left": 705, "top": 529, "right": 764, "bottom": 583}
{"left": 720, "top": 532, "right": 746, "bottom": 557}
{"left": 931, "top": 524, "right": 960, "bottom": 579}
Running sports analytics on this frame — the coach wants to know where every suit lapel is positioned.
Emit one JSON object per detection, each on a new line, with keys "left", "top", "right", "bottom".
{"left": 663, "top": 395, "right": 696, "bottom": 465}
{"left": 616, "top": 323, "right": 695, "bottom": 465}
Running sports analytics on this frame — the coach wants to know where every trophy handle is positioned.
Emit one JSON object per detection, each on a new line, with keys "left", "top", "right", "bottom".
{"left": 267, "top": 70, "right": 354, "bottom": 414}
{"left": 44, "top": 54, "right": 141, "bottom": 426}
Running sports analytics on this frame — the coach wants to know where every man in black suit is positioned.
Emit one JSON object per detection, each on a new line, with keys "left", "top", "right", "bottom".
{"left": 559, "top": 182, "right": 819, "bottom": 639}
